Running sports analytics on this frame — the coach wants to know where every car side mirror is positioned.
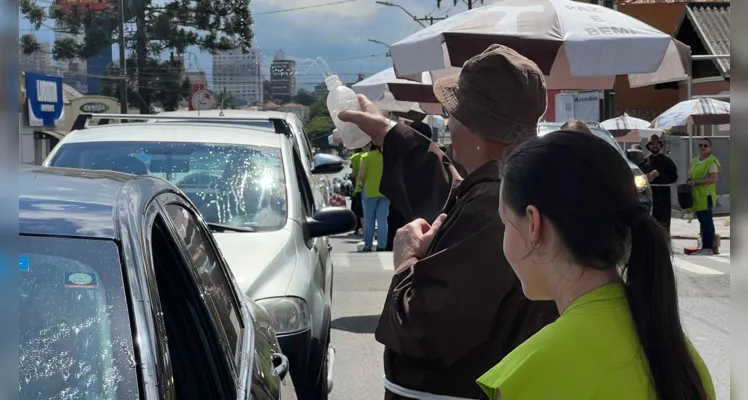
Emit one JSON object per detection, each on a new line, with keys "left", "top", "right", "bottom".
{"left": 312, "top": 153, "right": 345, "bottom": 175}
{"left": 305, "top": 207, "right": 356, "bottom": 239}
{"left": 626, "top": 148, "right": 644, "bottom": 165}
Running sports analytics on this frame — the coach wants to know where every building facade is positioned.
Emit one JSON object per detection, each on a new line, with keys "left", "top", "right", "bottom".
{"left": 212, "top": 48, "right": 264, "bottom": 105}
{"left": 313, "top": 82, "right": 328, "bottom": 100}
{"left": 270, "top": 50, "right": 296, "bottom": 101}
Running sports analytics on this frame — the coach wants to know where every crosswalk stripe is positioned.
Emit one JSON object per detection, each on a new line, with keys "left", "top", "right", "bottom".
{"left": 706, "top": 256, "right": 730, "bottom": 265}
{"left": 335, "top": 253, "right": 727, "bottom": 275}
{"left": 672, "top": 257, "right": 724, "bottom": 275}
{"left": 378, "top": 253, "right": 394, "bottom": 270}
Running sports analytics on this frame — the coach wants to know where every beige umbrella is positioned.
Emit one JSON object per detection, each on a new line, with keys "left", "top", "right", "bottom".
{"left": 389, "top": 0, "right": 690, "bottom": 91}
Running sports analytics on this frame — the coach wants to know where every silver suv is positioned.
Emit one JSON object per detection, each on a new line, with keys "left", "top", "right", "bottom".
{"left": 45, "top": 113, "right": 357, "bottom": 400}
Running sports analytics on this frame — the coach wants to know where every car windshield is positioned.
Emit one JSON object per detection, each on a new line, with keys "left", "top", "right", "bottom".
{"left": 538, "top": 124, "right": 624, "bottom": 156}
{"left": 50, "top": 141, "right": 287, "bottom": 231}
{"left": 19, "top": 236, "right": 139, "bottom": 400}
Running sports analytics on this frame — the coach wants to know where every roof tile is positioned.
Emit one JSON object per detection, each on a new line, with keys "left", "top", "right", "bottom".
{"left": 688, "top": 4, "right": 730, "bottom": 76}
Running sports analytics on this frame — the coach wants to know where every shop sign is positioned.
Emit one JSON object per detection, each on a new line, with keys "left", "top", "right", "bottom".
{"left": 26, "top": 73, "right": 63, "bottom": 127}
{"left": 79, "top": 102, "right": 110, "bottom": 113}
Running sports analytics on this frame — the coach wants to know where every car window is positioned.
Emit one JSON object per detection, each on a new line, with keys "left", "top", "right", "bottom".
{"left": 19, "top": 236, "right": 140, "bottom": 400}
{"left": 164, "top": 203, "right": 245, "bottom": 370}
{"left": 154, "top": 120, "right": 275, "bottom": 130}
{"left": 292, "top": 149, "right": 315, "bottom": 216}
{"left": 49, "top": 141, "right": 288, "bottom": 231}
{"left": 148, "top": 216, "right": 235, "bottom": 399}
{"left": 538, "top": 124, "right": 624, "bottom": 156}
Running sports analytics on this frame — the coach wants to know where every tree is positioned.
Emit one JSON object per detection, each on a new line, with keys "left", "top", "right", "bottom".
{"left": 99, "top": 55, "right": 190, "bottom": 111}
{"left": 215, "top": 90, "right": 237, "bottom": 109}
{"left": 19, "top": 0, "right": 253, "bottom": 113}
{"left": 304, "top": 99, "right": 334, "bottom": 139}
{"left": 292, "top": 89, "right": 315, "bottom": 106}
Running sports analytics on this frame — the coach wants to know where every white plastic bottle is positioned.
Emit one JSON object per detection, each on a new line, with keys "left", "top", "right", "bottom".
{"left": 325, "top": 75, "right": 371, "bottom": 149}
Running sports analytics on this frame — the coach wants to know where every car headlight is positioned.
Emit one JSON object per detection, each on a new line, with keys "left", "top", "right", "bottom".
{"left": 255, "top": 297, "right": 311, "bottom": 334}
{"left": 633, "top": 168, "right": 648, "bottom": 192}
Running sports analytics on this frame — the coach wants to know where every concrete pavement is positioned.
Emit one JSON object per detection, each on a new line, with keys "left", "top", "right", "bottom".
{"left": 671, "top": 216, "right": 731, "bottom": 239}
{"left": 327, "top": 235, "right": 731, "bottom": 400}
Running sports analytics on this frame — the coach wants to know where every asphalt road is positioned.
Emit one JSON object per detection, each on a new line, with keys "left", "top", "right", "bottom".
{"left": 327, "top": 235, "right": 731, "bottom": 400}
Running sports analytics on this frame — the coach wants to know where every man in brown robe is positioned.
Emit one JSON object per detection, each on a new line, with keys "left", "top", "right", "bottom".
{"left": 339, "top": 45, "right": 559, "bottom": 399}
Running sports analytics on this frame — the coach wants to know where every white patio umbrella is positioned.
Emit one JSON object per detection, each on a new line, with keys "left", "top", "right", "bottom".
{"left": 351, "top": 68, "right": 442, "bottom": 115}
{"left": 650, "top": 98, "right": 730, "bottom": 129}
{"left": 388, "top": 0, "right": 690, "bottom": 91}
{"left": 614, "top": 128, "right": 662, "bottom": 143}
{"left": 600, "top": 113, "right": 650, "bottom": 137}
{"left": 650, "top": 97, "right": 730, "bottom": 160}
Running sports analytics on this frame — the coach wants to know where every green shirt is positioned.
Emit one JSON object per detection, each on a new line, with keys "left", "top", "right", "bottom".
{"left": 688, "top": 154, "right": 721, "bottom": 212}
{"left": 477, "top": 283, "right": 715, "bottom": 400}
{"left": 361, "top": 150, "right": 384, "bottom": 198}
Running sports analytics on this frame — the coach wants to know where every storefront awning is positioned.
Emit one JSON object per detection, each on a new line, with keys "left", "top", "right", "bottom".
{"left": 33, "top": 130, "right": 67, "bottom": 140}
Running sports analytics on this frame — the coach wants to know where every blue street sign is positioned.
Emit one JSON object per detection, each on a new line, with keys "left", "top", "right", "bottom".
{"left": 26, "top": 73, "right": 64, "bottom": 127}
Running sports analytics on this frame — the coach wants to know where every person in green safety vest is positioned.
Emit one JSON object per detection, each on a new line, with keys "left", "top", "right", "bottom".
{"left": 349, "top": 144, "right": 369, "bottom": 235}
{"left": 687, "top": 138, "right": 722, "bottom": 255}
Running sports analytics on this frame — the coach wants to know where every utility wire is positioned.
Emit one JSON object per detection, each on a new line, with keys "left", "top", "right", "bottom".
{"left": 254, "top": 0, "right": 358, "bottom": 15}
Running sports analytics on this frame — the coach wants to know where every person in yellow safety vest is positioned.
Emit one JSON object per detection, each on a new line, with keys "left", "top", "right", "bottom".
{"left": 349, "top": 143, "right": 370, "bottom": 235}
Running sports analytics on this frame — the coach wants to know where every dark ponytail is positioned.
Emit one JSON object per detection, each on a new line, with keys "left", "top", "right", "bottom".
{"left": 625, "top": 213, "right": 708, "bottom": 400}
{"left": 501, "top": 130, "right": 709, "bottom": 400}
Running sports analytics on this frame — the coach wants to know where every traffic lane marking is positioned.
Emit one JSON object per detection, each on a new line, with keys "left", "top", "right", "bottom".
{"left": 673, "top": 257, "right": 724, "bottom": 275}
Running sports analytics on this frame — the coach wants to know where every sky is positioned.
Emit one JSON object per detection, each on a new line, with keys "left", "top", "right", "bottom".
{"left": 19, "top": 0, "right": 484, "bottom": 90}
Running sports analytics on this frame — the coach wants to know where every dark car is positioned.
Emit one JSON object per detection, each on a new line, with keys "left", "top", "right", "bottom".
{"left": 538, "top": 122, "right": 653, "bottom": 214}
{"left": 18, "top": 165, "right": 298, "bottom": 400}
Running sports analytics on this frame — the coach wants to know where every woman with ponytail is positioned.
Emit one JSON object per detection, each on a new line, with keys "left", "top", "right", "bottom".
{"left": 477, "top": 130, "right": 715, "bottom": 399}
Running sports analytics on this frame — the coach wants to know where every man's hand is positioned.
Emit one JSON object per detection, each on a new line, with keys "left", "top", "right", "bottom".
{"left": 393, "top": 214, "right": 447, "bottom": 268}
{"left": 338, "top": 94, "right": 393, "bottom": 147}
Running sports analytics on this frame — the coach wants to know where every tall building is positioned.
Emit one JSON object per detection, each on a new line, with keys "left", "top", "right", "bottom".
{"left": 270, "top": 50, "right": 296, "bottom": 101}
{"left": 20, "top": 42, "right": 52, "bottom": 73}
{"left": 212, "top": 48, "right": 264, "bottom": 105}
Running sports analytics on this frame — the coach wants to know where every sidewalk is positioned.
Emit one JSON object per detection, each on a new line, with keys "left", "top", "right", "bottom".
{"left": 670, "top": 216, "right": 731, "bottom": 240}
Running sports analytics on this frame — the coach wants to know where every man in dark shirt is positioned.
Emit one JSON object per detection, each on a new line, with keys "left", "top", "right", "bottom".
{"left": 639, "top": 134, "right": 678, "bottom": 232}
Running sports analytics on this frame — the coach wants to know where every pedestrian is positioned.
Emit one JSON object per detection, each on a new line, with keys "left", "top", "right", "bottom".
{"left": 358, "top": 143, "right": 389, "bottom": 252}
{"left": 687, "top": 138, "right": 722, "bottom": 255}
{"left": 476, "top": 131, "right": 715, "bottom": 400}
{"left": 350, "top": 146, "right": 366, "bottom": 235}
{"left": 638, "top": 134, "right": 678, "bottom": 232}
{"left": 338, "top": 44, "right": 558, "bottom": 399}
{"left": 560, "top": 119, "right": 592, "bottom": 134}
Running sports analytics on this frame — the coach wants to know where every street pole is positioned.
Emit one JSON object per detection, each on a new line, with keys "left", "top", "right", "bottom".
{"left": 684, "top": 53, "right": 729, "bottom": 161}
{"left": 118, "top": 0, "right": 128, "bottom": 114}
{"left": 375, "top": 1, "right": 427, "bottom": 28}
{"left": 415, "top": 15, "right": 448, "bottom": 25}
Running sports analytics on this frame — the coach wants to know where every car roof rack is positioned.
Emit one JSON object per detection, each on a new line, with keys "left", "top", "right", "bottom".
{"left": 72, "top": 113, "right": 294, "bottom": 137}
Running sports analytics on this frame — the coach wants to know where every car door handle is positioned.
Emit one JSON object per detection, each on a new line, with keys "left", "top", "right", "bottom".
{"left": 272, "top": 353, "right": 290, "bottom": 380}
{"left": 327, "top": 244, "right": 333, "bottom": 252}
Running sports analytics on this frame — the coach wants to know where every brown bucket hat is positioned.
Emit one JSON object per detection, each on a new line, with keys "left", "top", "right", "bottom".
{"left": 433, "top": 44, "right": 547, "bottom": 143}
